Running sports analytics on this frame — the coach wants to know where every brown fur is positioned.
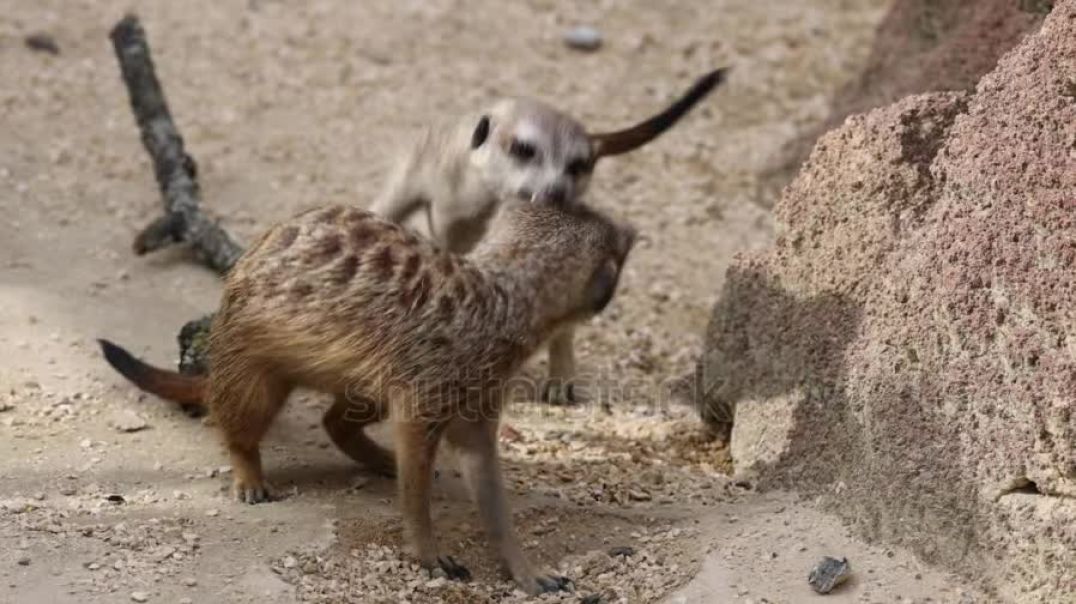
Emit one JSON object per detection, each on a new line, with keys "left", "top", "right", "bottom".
{"left": 99, "top": 201, "right": 634, "bottom": 594}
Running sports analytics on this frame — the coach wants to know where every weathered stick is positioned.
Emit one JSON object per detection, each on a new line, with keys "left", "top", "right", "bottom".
{"left": 110, "top": 14, "right": 243, "bottom": 274}
{"left": 110, "top": 14, "right": 237, "bottom": 376}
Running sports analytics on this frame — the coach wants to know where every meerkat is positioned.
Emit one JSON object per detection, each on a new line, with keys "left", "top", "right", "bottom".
{"left": 370, "top": 68, "right": 727, "bottom": 404}
{"left": 99, "top": 201, "right": 636, "bottom": 594}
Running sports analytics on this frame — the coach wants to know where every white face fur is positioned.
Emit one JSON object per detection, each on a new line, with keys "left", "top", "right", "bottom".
{"left": 469, "top": 99, "right": 595, "bottom": 207}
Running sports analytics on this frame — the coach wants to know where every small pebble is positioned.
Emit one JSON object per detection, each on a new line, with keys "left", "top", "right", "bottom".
{"left": 130, "top": 592, "right": 149, "bottom": 603}
{"left": 16, "top": 557, "right": 30, "bottom": 566}
{"left": 111, "top": 409, "right": 148, "bottom": 433}
{"left": 25, "top": 33, "right": 60, "bottom": 55}
{"left": 563, "top": 26, "right": 602, "bottom": 52}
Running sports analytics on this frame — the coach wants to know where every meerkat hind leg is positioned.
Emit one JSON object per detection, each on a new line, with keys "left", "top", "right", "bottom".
{"left": 446, "top": 417, "right": 572, "bottom": 595}
{"left": 322, "top": 394, "right": 396, "bottom": 477}
{"left": 212, "top": 372, "right": 291, "bottom": 504}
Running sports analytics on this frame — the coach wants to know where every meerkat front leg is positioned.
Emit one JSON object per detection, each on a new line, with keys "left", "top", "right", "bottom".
{"left": 445, "top": 416, "right": 572, "bottom": 595}
{"left": 543, "top": 326, "right": 581, "bottom": 405}
{"left": 394, "top": 412, "right": 471, "bottom": 581}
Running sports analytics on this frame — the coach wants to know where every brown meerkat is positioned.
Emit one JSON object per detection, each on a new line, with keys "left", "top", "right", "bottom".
{"left": 371, "top": 68, "right": 727, "bottom": 404}
{"left": 99, "top": 201, "right": 636, "bottom": 594}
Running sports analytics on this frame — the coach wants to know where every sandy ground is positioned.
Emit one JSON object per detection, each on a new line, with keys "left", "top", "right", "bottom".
{"left": 1, "top": 1, "right": 986, "bottom": 602}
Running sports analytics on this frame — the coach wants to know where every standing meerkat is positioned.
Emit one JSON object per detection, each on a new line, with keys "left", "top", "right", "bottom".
{"left": 371, "top": 68, "right": 727, "bottom": 403}
{"left": 99, "top": 201, "right": 636, "bottom": 594}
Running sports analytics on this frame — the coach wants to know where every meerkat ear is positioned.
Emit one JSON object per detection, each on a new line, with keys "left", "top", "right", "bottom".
{"left": 471, "top": 115, "right": 491, "bottom": 149}
{"left": 617, "top": 224, "right": 638, "bottom": 261}
{"left": 590, "top": 67, "right": 728, "bottom": 158}
{"left": 586, "top": 260, "right": 623, "bottom": 314}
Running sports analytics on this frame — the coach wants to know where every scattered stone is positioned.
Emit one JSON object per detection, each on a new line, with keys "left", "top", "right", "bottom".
{"left": 608, "top": 546, "right": 636, "bottom": 558}
{"left": 25, "top": 33, "right": 60, "bottom": 55}
{"left": 808, "top": 556, "right": 851, "bottom": 594}
{"left": 563, "top": 26, "right": 602, "bottom": 52}
{"left": 130, "top": 592, "right": 149, "bottom": 603}
{"left": 111, "top": 409, "right": 148, "bottom": 433}
{"left": 0, "top": 402, "right": 12, "bottom": 413}
{"left": 182, "top": 577, "right": 197, "bottom": 587}
{"left": 16, "top": 556, "right": 30, "bottom": 566}
{"left": 106, "top": 495, "right": 126, "bottom": 505}
{"left": 205, "top": 509, "right": 219, "bottom": 517}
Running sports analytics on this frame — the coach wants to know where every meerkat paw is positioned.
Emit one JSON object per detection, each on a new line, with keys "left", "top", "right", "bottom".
{"left": 435, "top": 555, "right": 472, "bottom": 581}
{"left": 366, "top": 462, "right": 397, "bottom": 479}
{"left": 541, "top": 379, "right": 584, "bottom": 406}
{"left": 233, "top": 480, "right": 272, "bottom": 504}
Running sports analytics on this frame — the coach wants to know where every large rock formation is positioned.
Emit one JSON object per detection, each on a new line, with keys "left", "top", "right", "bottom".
{"left": 698, "top": 1, "right": 1076, "bottom": 600}
{"left": 758, "top": 0, "right": 1048, "bottom": 206}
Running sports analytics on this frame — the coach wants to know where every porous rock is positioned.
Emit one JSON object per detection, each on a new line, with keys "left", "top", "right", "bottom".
{"left": 697, "top": 2, "right": 1076, "bottom": 600}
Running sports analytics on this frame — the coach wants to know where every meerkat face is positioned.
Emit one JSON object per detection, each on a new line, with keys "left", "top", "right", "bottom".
{"left": 469, "top": 99, "right": 595, "bottom": 207}
{"left": 465, "top": 69, "right": 728, "bottom": 208}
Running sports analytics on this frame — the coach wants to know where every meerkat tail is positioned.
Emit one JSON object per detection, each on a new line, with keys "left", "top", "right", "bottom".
{"left": 590, "top": 67, "right": 729, "bottom": 157}
{"left": 98, "top": 339, "right": 206, "bottom": 409}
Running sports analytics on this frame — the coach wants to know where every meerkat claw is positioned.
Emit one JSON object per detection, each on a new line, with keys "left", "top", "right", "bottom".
{"left": 437, "top": 556, "right": 472, "bottom": 581}
{"left": 535, "top": 574, "right": 574, "bottom": 593}
{"left": 236, "top": 485, "right": 272, "bottom": 504}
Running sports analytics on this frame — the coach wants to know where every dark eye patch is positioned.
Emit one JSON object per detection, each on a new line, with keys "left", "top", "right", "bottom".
{"left": 509, "top": 139, "right": 537, "bottom": 162}
{"left": 566, "top": 157, "right": 593, "bottom": 177}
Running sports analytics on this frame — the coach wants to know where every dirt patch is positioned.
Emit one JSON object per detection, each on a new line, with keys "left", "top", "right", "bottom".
{"left": 0, "top": 0, "right": 982, "bottom": 602}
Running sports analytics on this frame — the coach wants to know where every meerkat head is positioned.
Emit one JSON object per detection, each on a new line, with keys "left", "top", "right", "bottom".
{"left": 480, "top": 202, "right": 637, "bottom": 329}
{"left": 466, "top": 68, "right": 727, "bottom": 207}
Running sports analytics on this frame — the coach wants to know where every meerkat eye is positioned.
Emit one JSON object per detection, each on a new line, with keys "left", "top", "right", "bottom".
{"left": 566, "top": 157, "right": 592, "bottom": 177}
{"left": 471, "top": 116, "right": 491, "bottom": 149}
{"left": 509, "top": 139, "right": 537, "bottom": 162}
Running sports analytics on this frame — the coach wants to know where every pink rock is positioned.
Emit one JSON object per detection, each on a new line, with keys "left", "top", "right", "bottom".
{"left": 698, "top": 2, "right": 1076, "bottom": 600}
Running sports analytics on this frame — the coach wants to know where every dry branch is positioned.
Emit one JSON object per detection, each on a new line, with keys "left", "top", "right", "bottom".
{"left": 110, "top": 14, "right": 243, "bottom": 275}
{"left": 110, "top": 14, "right": 237, "bottom": 375}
